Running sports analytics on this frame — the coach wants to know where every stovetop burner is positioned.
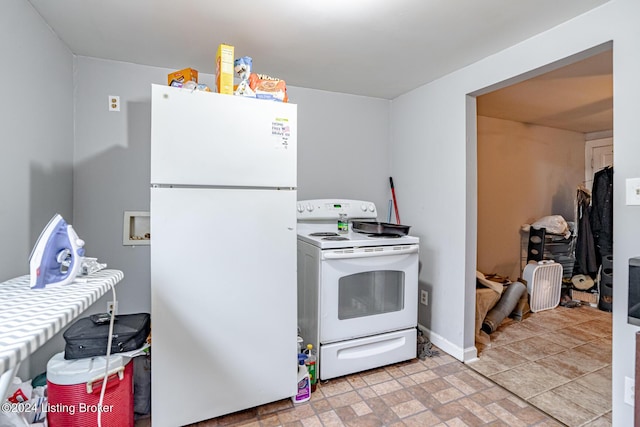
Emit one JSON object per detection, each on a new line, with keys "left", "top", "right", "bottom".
{"left": 310, "top": 232, "right": 340, "bottom": 237}
{"left": 322, "top": 236, "right": 350, "bottom": 241}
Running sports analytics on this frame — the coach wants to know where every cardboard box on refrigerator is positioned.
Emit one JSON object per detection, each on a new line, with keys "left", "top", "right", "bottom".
{"left": 216, "top": 43, "right": 234, "bottom": 94}
{"left": 168, "top": 68, "right": 198, "bottom": 87}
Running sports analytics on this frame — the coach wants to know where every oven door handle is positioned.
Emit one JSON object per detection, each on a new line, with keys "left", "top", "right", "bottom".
{"left": 323, "top": 245, "right": 419, "bottom": 260}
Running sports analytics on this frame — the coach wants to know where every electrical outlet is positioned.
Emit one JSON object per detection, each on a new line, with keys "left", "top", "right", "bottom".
{"left": 108, "top": 95, "right": 120, "bottom": 112}
{"left": 420, "top": 290, "right": 428, "bottom": 306}
{"left": 626, "top": 178, "right": 640, "bottom": 205}
{"left": 625, "top": 376, "right": 635, "bottom": 406}
{"left": 107, "top": 301, "right": 118, "bottom": 315}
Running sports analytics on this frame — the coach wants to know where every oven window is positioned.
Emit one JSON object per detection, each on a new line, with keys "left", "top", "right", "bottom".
{"left": 338, "top": 270, "right": 405, "bottom": 320}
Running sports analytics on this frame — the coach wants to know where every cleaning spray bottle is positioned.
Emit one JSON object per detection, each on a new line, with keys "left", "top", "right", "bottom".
{"left": 304, "top": 344, "right": 317, "bottom": 392}
{"left": 292, "top": 353, "right": 310, "bottom": 404}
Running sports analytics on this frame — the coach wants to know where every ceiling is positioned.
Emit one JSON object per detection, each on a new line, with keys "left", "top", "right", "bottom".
{"left": 477, "top": 49, "right": 613, "bottom": 134}
{"left": 27, "top": 0, "right": 612, "bottom": 133}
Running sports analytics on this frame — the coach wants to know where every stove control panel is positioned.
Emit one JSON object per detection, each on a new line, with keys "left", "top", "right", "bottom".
{"left": 297, "top": 199, "right": 377, "bottom": 220}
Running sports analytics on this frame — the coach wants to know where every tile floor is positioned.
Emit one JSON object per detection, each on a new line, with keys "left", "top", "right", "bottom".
{"left": 467, "top": 304, "right": 612, "bottom": 427}
{"left": 137, "top": 348, "right": 565, "bottom": 427}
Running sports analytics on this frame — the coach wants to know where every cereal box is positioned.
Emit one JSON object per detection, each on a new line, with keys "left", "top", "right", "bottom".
{"left": 167, "top": 68, "right": 198, "bottom": 87}
{"left": 216, "top": 44, "right": 235, "bottom": 94}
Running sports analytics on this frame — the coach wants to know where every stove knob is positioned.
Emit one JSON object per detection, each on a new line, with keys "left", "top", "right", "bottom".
{"left": 297, "top": 204, "right": 304, "bottom": 213}
{"left": 306, "top": 204, "right": 314, "bottom": 212}
{"left": 368, "top": 204, "right": 375, "bottom": 212}
{"left": 361, "top": 204, "right": 367, "bottom": 212}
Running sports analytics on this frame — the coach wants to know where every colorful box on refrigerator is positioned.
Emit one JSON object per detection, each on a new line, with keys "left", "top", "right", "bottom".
{"left": 167, "top": 67, "right": 198, "bottom": 87}
{"left": 216, "top": 43, "right": 235, "bottom": 94}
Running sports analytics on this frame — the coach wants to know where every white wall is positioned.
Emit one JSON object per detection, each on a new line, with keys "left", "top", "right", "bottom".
{"left": 0, "top": 0, "right": 74, "bottom": 282}
{"left": 477, "top": 116, "right": 585, "bottom": 280}
{"left": 287, "top": 86, "right": 391, "bottom": 211}
{"left": 71, "top": 57, "right": 391, "bottom": 317}
{"left": 391, "top": 0, "right": 639, "bottom": 424}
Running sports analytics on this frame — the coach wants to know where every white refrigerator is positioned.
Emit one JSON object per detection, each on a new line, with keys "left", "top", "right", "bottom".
{"left": 150, "top": 84, "right": 297, "bottom": 426}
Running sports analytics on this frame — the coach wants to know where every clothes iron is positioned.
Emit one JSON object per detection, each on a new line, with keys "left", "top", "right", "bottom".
{"left": 29, "top": 214, "right": 85, "bottom": 289}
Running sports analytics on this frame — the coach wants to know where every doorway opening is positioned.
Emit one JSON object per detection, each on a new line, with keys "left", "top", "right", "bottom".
{"left": 468, "top": 44, "right": 613, "bottom": 426}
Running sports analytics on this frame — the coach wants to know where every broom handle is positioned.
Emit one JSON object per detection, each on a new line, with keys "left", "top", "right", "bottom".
{"left": 389, "top": 177, "right": 401, "bottom": 224}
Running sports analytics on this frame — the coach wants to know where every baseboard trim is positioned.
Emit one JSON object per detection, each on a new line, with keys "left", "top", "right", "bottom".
{"left": 417, "top": 324, "right": 477, "bottom": 362}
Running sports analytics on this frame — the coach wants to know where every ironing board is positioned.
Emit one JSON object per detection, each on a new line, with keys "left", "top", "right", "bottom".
{"left": 0, "top": 269, "right": 123, "bottom": 401}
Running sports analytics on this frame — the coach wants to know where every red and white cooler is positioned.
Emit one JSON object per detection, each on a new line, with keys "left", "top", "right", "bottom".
{"left": 46, "top": 352, "right": 134, "bottom": 427}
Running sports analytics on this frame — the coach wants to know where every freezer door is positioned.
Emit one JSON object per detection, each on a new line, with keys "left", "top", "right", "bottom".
{"left": 150, "top": 187, "right": 297, "bottom": 426}
{"left": 151, "top": 84, "right": 296, "bottom": 188}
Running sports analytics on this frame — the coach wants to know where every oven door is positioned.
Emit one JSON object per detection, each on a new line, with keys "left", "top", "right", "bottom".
{"left": 319, "top": 244, "right": 419, "bottom": 344}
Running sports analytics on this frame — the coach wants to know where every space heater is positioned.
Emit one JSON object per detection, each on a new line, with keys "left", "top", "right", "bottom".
{"left": 523, "top": 260, "right": 563, "bottom": 312}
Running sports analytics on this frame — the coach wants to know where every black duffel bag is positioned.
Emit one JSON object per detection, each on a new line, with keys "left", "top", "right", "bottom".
{"left": 63, "top": 313, "right": 150, "bottom": 360}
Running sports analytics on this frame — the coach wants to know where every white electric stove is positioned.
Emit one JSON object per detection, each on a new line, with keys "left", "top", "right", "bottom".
{"left": 297, "top": 199, "right": 419, "bottom": 249}
{"left": 296, "top": 199, "right": 419, "bottom": 380}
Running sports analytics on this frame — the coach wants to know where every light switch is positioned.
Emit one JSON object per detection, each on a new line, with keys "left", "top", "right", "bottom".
{"left": 626, "top": 178, "right": 640, "bottom": 205}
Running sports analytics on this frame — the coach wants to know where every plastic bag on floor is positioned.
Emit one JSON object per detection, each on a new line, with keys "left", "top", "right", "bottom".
{"left": 3, "top": 377, "right": 48, "bottom": 425}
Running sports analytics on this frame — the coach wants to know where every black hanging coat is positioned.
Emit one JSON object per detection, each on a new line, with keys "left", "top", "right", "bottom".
{"left": 590, "top": 166, "right": 613, "bottom": 263}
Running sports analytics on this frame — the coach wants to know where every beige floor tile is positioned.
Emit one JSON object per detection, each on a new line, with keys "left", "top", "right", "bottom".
{"left": 301, "top": 415, "right": 324, "bottom": 427}
{"left": 484, "top": 402, "right": 528, "bottom": 427}
{"left": 534, "top": 352, "right": 601, "bottom": 379}
{"left": 346, "top": 375, "right": 368, "bottom": 389}
{"left": 379, "top": 389, "right": 413, "bottom": 407}
{"left": 429, "top": 400, "right": 468, "bottom": 421}
{"left": 334, "top": 405, "right": 358, "bottom": 423}
{"left": 317, "top": 410, "right": 345, "bottom": 427}
{"left": 370, "top": 379, "right": 404, "bottom": 396}
{"left": 401, "top": 410, "right": 442, "bottom": 427}
{"left": 467, "top": 305, "right": 612, "bottom": 427}
{"left": 501, "top": 335, "right": 567, "bottom": 361}
{"left": 536, "top": 347, "right": 608, "bottom": 377}
{"left": 344, "top": 413, "right": 384, "bottom": 427}
{"left": 444, "top": 371, "right": 488, "bottom": 395}
{"left": 526, "top": 311, "right": 574, "bottom": 331}
{"left": 319, "top": 378, "right": 355, "bottom": 397}
{"left": 355, "top": 386, "right": 378, "bottom": 400}
{"left": 432, "top": 386, "right": 465, "bottom": 404}
{"left": 457, "top": 396, "right": 498, "bottom": 423}
{"left": 466, "top": 346, "right": 529, "bottom": 376}
{"left": 140, "top": 340, "right": 569, "bottom": 427}
{"left": 277, "top": 405, "right": 316, "bottom": 424}
{"left": 390, "top": 399, "right": 427, "bottom": 418}
{"left": 581, "top": 416, "right": 613, "bottom": 427}
{"left": 528, "top": 389, "right": 599, "bottom": 426}
{"left": 350, "top": 401, "right": 373, "bottom": 416}
{"left": 361, "top": 370, "right": 394, "bottom": 386}
{"left": 570, "top": 339, "right": 613, "bottom": 364}
{"left": 399, "top": 359, "right": 431, "bottom": 375}
{"left": 489, "top": 362, "right": 571, "bottom": 399}
{"left": 327, "top": 390, "right": 363, "bottom": 409}
{"left": 543, "top": 328, "right": 596, "bottom": 348}
{"left": 406, "top": 383, "right": 442, "bottom": 408}
{"left": 397, "top": 375, "right": 417, "bottom": 388}
{"left": 550, "top": 380, "right": 611, "bottom": 414}
{"left": 574, "top": 367, "right": 613, "bottom": 401}
{"left": 575, "top": 319, "right": 613, "bottom": 336}
{"left": 555, "top": 325, "right": 605, "bottom": 343}
{"left": 309, "top": 401, "right": 332, "bottom": 416}
{"left": 408, "top": 369, "right": 439, "bottom": 384}
{"left": 488, "top": 322, "right": 541, "bottom": 347}
{"left": 260, "top": 413, "right": 284, "bottom": 426}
